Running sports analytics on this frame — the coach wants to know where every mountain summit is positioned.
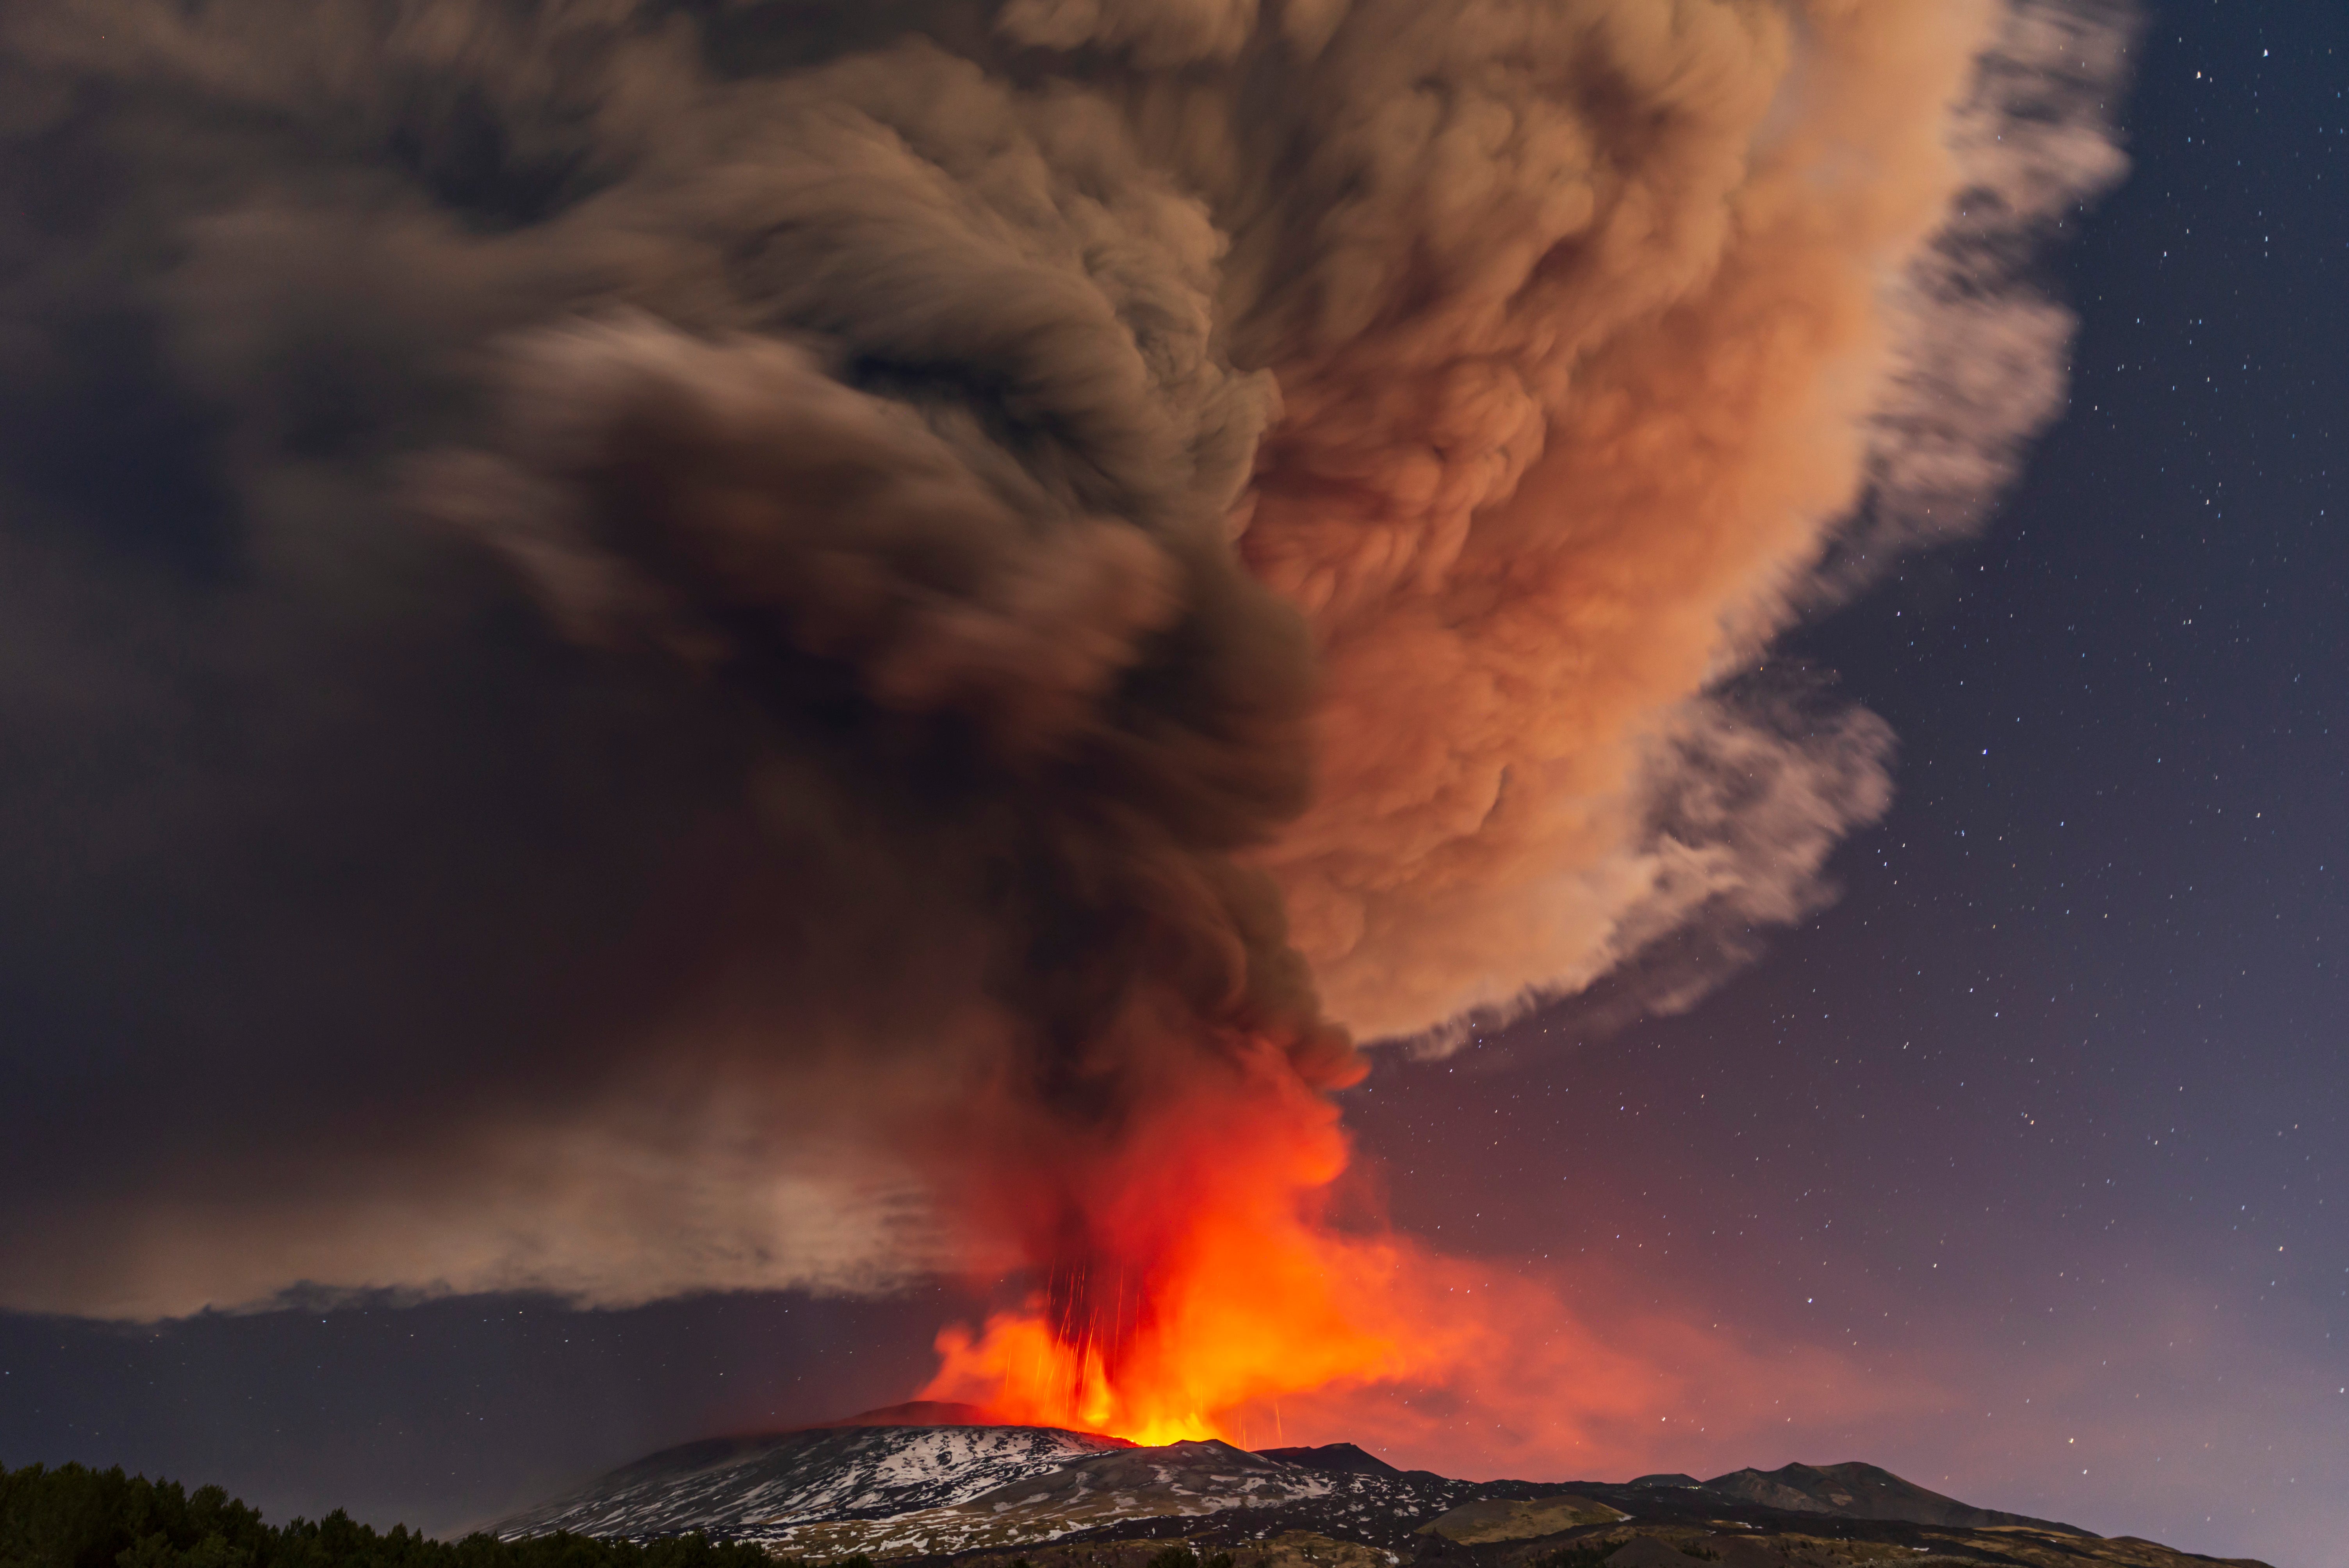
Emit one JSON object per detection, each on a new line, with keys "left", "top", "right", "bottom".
{"left": 497, "top": 1420, "right": 2269, "bottom": 1568}
{"left": 1695, "top": 1461, "right": 2048, "bottom": 1530}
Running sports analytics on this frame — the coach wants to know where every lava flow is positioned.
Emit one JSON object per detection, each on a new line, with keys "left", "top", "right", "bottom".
{"left": 918, "top": 1034, "right": 1469, "bottom": 1446}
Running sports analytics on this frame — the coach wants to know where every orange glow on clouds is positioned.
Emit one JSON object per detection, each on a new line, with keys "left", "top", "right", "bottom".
{"left": 920, "top": 1035, "right": 1939, "bottom": 1466}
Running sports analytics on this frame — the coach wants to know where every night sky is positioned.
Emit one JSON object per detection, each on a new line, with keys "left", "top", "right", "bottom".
{"left": 3, "top": 5, "right": 2344, "bottom": 1568}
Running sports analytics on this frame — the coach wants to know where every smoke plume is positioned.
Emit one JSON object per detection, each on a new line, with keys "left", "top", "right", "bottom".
{"left": 0, "top": 0, "right": 2130, "bottom": 1337}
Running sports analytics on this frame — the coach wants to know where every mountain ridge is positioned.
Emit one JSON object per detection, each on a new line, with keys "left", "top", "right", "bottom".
{"left": 1695, "top": 1461, "right": 2055, "bottom": 1531}
{"left": 497, "top": 1418, "right": 2271, "bottom": 1568}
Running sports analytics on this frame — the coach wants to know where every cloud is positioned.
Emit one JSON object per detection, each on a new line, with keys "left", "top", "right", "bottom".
{"left": 0, "top": 0, "right": 2133, "bottom": 1317}
{"left": 1834, "top": 0, "right": 2139, "bottom": 586}
{"left": 1245, "top": 0, "right": 2131, "bottom": 1042}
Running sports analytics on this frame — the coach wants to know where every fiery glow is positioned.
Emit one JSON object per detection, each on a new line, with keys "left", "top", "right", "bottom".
{"left": 916, "top": 1028, "right": 1943, "bottom": 1463}
{"left": 925, "top": 1107, "right": 1943, "bottom": 1469}
{"left": 919, "top": 1206, "right": 1439, "bottom": 1447}
{"left": 920, "top": 1035, "right": 1472, "bottom": 1446}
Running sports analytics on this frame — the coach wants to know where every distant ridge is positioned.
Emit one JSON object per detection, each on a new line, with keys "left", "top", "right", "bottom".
{"left": 811, "top": 1401, "right": 1039, "bottom": 1431}
{"left": 1698, "top": 1460, "right": 2077, "bottom": 1532}
{"left": 1255, "top": 1443, "right": 1400, "bottom": 1477}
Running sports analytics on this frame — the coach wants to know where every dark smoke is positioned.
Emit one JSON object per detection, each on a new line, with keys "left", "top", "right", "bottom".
{"left": 0, "top": 1, "right": 1357, "bottom": 1316}
{"left": 0, "top": 0, "right": 2130, "bottom": 1319}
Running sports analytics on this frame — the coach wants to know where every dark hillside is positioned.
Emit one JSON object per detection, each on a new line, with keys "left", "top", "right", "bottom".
{"left": 0, "top": 1463, "right": 773, "bottom": 1568}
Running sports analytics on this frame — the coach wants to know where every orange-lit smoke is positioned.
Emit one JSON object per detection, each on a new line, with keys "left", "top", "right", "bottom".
{"left": 919, "top": 1036, "right": 1467, "bottom": 1445}
{"left": 915, "top": 0, "right": 2133, "bottom": 1447}
{"left": 914, "top": 1054, "right": 1944, "bottom": 1460}
{"left": 0, "top": 0, "right": 2129, "bottom": 1412}
{"left": 919, "top": 1058, "right": 1949, "bottom": 1461}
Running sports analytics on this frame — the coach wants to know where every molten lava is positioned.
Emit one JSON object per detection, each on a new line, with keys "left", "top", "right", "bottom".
{"left": 919, "top": 1033, "right": 1469, "bottom": 1446}
{"left": 915, "top": 1031, "right": 1914, "bottom": 1476}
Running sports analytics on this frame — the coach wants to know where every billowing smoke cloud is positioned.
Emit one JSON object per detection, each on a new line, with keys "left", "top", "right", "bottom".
{"left": 1235, "top": 0, "right": 2136, "bottom": 1042}
{"left": 0, "top": 0, "right": 2130, "bottom": 1320}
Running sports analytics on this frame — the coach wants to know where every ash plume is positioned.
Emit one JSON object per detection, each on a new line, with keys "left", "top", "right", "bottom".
{"left": 0, "top": 0, "right": 2132, "bottom": 1320}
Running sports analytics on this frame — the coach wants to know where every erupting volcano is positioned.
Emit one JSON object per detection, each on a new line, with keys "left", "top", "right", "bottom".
{"left": 920, "top": 1032, "right": 1457, "bottom": 1447}
{"left": 0, "top": 0, "right": 2133, "bottom": 1493}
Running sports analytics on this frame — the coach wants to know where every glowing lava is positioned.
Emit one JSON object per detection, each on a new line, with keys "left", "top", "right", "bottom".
{"left": 919, "top": 1033, "right": 1468, "bottom": 1446}
{"left": 914, "top": 1032, "right": 1913, "bottom": 1476}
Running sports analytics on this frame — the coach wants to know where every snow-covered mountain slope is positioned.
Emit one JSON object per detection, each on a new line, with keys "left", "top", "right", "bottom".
{"left": 755, "top": 1438, "right": 1471, "bottom": 1559}
{"left": 495, "top": 1424, "right": 2263, "bottom": 1568}
{"left": 495, "top": 1422, "right": 1128, "bottom": 1540}
{"left": 497, "top": 1425, "right": 1505, "bottom": 1552}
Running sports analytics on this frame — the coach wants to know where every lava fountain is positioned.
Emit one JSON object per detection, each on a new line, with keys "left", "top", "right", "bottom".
{"left": 920, "top": 1030, "right": 1467, "bottom": 1445}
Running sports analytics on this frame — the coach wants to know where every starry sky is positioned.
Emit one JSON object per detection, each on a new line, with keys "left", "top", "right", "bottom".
{"left": 3, "top": 4, "right": 2343, "bottom": 1567}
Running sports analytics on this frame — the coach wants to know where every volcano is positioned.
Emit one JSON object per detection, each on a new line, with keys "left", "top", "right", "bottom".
{"left": 494, "top": 1411, "right": 2270, "bottom": 1568}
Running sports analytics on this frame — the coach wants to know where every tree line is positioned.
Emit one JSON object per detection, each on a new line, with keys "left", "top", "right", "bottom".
{"left": 0, "top": 1462, "right": 803, "bottom": 1568}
